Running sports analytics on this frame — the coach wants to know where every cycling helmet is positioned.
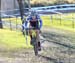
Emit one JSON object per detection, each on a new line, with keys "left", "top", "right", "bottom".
{"left": 30, "top": 10, "right": 37, "bottom": 16}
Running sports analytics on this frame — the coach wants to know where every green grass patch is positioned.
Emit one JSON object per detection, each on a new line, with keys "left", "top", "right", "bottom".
{"left": 0, "top": 29, "right": 32, "bottom": 50}
{"left": 41, "top": 13, "right": 75, "bottom": 32}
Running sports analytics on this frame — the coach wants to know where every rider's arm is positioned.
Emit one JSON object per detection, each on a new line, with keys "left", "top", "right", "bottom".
{"left": 37, "top": 15, "right": 43, "bottom": 29}
{"left": 39, "top": 19, "right": 42, "bottom": 29}
{"left": 22, "top": 16, "right": 30, "bottom": 29}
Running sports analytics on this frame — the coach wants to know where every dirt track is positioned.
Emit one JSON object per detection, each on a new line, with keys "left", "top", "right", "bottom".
{"left": 0, "top": 27, "right": 75, "bottom": 63}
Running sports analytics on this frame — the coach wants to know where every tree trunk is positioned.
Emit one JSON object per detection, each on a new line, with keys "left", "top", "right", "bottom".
{"left": 17, "top": 0, "right": 24, "bottom": 24}
{"left": 0, "top": 0, "right": 3, "bottom": 29}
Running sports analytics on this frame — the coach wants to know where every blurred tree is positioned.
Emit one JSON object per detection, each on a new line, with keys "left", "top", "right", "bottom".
{"left": 17, "top": 0, "right": 25, "bottom": 24}
{"left": 0, "top": 0, "right": 3, "bottom": 29}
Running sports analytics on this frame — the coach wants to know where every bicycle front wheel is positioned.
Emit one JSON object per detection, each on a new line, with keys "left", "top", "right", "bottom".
{"left": 34, "top": 41, "right": 38, "bottom": 56}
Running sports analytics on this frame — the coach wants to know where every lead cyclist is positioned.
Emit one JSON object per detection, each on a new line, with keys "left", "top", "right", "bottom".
{"left": 22, "top": 10, "right": 43, "bottom": 51}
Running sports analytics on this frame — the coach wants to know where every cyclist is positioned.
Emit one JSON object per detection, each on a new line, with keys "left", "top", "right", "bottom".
{"left": 22, "top": 10, "right": 43, "bottom": 51}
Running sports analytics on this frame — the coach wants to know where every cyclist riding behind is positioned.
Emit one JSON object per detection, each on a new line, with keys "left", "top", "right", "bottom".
{"left": 23, "top": 10, "right": 43, "bottom": 50}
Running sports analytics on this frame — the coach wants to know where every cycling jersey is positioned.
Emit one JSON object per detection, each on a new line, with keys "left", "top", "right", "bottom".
{"left": 22, "top": 14, "right": 42, "bottom": 30}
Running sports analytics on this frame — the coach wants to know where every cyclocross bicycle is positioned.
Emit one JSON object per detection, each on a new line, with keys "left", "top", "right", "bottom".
{"left": 26, "top": 27, "right": 39, "bottom": 56}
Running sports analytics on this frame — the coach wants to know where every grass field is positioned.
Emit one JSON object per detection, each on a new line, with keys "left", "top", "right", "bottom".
{"left": 41, "top": 13, "right": 75, "bottom": 32}
{"left": 0, "top": 29, "right": 32, "bottom": 50}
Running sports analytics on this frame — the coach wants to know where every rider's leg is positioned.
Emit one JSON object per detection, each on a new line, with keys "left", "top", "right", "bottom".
{"left": 29, "top": 25, "right": 33, "bottom": 45}
{"left": 29, "top": 29, "right": 33, "bottom": 45}
{"left": 36, "top": 30, "right": 40, "bottom": 41}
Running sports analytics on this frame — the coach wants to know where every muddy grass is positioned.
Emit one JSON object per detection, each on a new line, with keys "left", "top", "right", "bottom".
{"left": 0, "top": 28, "right": 75, "bottom": 63}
